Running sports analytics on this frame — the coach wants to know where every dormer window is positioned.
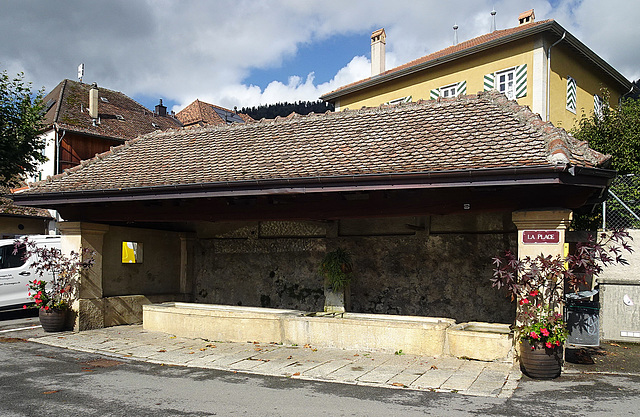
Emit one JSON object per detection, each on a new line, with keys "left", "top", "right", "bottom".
{"left": 116, "top": 114, "right": 125, "bottom": 121}
{"left": 100, "top": 97, "right": 109, "bottom": 103}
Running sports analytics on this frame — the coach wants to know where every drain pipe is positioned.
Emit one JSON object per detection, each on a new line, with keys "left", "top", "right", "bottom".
{"left": 546, "top": 32, "right": 566, "bottom": 122}
{"left": 56, "top": 127, "right": 66, "bottom": 175}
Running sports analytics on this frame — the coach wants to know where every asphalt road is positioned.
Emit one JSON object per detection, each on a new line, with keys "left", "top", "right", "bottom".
{"left": 1, "top": 312, "right": 640, "bottom": 416}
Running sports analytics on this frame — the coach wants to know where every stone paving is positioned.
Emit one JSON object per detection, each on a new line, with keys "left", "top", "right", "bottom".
{"left": 30, "top": 324, "right": 521, "bottom": 398}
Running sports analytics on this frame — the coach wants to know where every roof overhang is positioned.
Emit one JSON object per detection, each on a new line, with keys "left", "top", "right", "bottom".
{"left": 321, "top": 21, "right": 636, "bottom": 102}
{"left": 13, "top": 164, "right": 616, "bottom": 208}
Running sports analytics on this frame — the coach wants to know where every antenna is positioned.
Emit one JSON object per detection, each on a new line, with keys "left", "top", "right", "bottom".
{"left": 78, "top": 63, "right": 85, "bottom": 83}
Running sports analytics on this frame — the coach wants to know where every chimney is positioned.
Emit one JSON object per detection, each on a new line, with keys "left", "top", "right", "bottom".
{"left": 371, "top": 28, "right": 386, "bottom": 76}
{"left": 490, "top": 9, "right": 497, "bottom": 32}
{"left": 155, "top": 99, "right": 167, "bottom": 116}
{"left": 89, "top": 83, "right": 99, "bottom": 119}
{"left": 518, "top": 9, "right": 535, "bottom": 26}
{"left": 453, "top": 24, "right": 459, "bottom": 45}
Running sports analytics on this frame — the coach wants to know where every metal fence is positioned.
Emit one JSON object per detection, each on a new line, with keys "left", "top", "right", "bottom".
{"left": 603, "top": 174, "right": 640, "bottom": 230}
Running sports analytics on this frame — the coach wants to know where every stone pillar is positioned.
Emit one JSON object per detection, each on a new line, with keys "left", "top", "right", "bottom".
{"left": 512, "top": 209, "right": 572, "bottom": 260}
{"left": 59, "top": 222, "right": 109, "bottom": 330}
{"left": 179, "top": 233, "right": 195, "bottom": 300}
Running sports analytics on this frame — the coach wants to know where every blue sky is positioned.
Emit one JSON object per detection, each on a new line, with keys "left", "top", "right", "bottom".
{"left": 1, "top": 0, "right": 638, "bottom": 113}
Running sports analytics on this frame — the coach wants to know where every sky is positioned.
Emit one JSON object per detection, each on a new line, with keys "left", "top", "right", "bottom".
{"left": 1, "top": 0, "right": 638, "bottom": 114}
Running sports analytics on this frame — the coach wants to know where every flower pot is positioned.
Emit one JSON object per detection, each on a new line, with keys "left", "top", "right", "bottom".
{"left": 520, "top": 340, "right": 563, "bottom": 379}
{"left": 39, "top": 308, "right": 68, "bottom": 332}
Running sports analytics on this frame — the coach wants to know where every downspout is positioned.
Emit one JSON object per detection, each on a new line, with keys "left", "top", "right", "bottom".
{"left": 56, "top": 126, "right": 66, "bottom": 176}
{"left": 546, "top": 32, "right": 566, "bottom": 122}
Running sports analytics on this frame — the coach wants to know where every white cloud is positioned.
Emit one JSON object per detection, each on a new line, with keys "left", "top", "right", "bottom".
{"left": 1, "top": 0, "right": 637, "bottom": 113}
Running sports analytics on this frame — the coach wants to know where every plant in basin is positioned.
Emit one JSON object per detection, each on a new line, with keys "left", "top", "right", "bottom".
{"left": 319, "top": 248, "right": 353, "bottom": 313}
{"left": 16, "top": 236, "right": 95, "bottom": 331}
{"left": 491, "top": 230, "right": 631, "bottom": 378}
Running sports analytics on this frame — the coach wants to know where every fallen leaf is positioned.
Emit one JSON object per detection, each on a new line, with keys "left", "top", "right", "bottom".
{"left": 293, "top": 372, "right": 301, "bottom": 376}
{"left": 206, "top": 344, "right": 216, "bottom": 348}
{"left": 354, "top": 354, "right": 359, "bottom": 357}
{"left": 430, "top": 365, "right": 438, "bottom": 370}
{"left": 43, "top": 390, "right": 59, "bottom": 395}
{"left": 287, "top": 356, "right": 292, "bottom": 360}
{"left": 610, "top": 343, "right": 620, "bottom": 347}
{"left": 199, "top": 348, "right": 207, "bottom": 351}
{"left": 158, "top": 349, "right": 167, "bottom": 353}
{"left": 188, "top": 352, "right": 195, "bottom": 354}
{"left": 304, "top": 344, "right": 312, "bottom": 348}
{"left": 254, "top": 348, "right": 262, "bottom": 351}
{"left": 391, "top": 383, "right": 405, "bottom": 387}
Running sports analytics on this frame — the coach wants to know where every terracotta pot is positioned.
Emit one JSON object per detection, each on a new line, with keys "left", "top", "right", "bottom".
{"left": 520, "top": 340, "right": 563, "bottom": 379}
{"left": 39, "top": 308, "right": 68, "bottom": 332}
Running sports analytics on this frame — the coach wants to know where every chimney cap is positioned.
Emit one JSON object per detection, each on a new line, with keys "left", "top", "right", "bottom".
{"left": 518, "top": 9, "right": 535, "bottom": 25}
{"left": 371, "top": 28, "right": 386, "bottom": 43}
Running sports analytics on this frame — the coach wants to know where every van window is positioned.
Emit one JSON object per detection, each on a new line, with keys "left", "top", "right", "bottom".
{"left": 0, "top": 244, "right": 27, "bottom": 269}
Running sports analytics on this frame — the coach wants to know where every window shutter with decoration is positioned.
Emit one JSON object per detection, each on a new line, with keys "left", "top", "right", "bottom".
{"left": 515, "top": 64, "right": 527, "bottom": 98}
{"left": 566, "top": 76, "right": 577, "bottom": 113}
{"left": 430, "top": 89, "right": 439, "bottom": 100}
{"left": 484, "top": 73, "right": 494, "bottom": 91}
{"left": 594, "top": 94, "right": 603, "bottom": 119}
{"left": 456, "top": 80, "right": 467, "bottom": 96}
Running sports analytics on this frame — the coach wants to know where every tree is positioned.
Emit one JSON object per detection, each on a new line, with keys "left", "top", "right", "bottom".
{"left": 572, "top": 92, "right": 640, "bottom": 175}
{"left": 571, "top": 92, "right": 640, "bottom": 230}
{"left": 0, "top": 69, "right": 47, "bottom": 188}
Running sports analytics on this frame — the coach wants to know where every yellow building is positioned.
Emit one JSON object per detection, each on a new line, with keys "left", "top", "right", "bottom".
{"left": 321, "top": 10, "right": 636, "bottom": 131}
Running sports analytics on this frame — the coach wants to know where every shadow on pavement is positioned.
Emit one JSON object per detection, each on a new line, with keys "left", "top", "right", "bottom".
{"left": 565, "top": 342, "right": 640, "bottom": 374}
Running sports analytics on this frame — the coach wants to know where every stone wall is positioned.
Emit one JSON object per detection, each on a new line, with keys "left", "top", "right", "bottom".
{"left": 193, "top": 213, "right": 517, "bottom": 324}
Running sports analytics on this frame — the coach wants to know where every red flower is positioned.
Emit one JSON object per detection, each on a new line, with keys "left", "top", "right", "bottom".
{"left": 545, "top": 342, "right": 553, "bottom": 348}
{"left": 44, "top": 306, "right": 49, "bottom": 311}
{"left": 540, "top": 328, "right": 550, "bottom": 337}
{"left": 529, "top": 290, "right": 539, "bottom": 297}
{"left": 555, "top": 340, "right": 561, "bottom": 346}
{"left": 529, "top": 331, "right": 539, "bottom": 339}
{"left": 519, "top": 298, "right": 530, "bottom": 305}
{"left": 23, "top": 305, "right": 27, "bottom": 309}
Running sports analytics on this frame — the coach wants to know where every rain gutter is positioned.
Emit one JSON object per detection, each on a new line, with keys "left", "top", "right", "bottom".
{"left": 13, "top": 164, "right": 615, "bottom": 207}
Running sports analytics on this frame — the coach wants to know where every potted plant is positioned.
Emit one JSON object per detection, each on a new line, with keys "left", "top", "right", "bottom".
{"left": 319, "top": 248, "right": 353, "bottom": 313}
{"left": 491, "top": 230, "right": 631, "bottom": 378}
{"left": 17, "top": 237, "right": 95, "bottom": 332}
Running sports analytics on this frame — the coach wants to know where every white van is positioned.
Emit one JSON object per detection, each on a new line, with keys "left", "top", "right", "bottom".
{"left": 0, "top": 235, "right": 61, "bottom": 310}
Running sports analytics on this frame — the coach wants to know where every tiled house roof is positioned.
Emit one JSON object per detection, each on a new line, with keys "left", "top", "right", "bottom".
{"left": 43, "top": 79, "right": 182, "bottom": 140}
{"left": 176, "top": 99, "right": 254, "bottom": 128}
{"left": 321, "top": 19, "right": 634, "bottom": 101}
{"left": 21, "top": 91, "right": 608, "bottom": 198}
{"left": 0, "top": 187, "right": 51, "bottom": 218}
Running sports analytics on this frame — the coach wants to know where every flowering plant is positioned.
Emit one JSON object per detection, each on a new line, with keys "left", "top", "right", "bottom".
{"left": 491, "top": 230, "right": 631, "bottom": 349}
{"left": 16, "top": 236, "right": 95, "bottom": 311}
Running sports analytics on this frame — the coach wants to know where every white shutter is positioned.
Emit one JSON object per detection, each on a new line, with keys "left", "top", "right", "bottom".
{"left": 456, "top": 81, "right": 467, "bottom": 96}
{"left": 515, "top": 64, "right": 527, "bottom": 98}
{"left": 430, "top": 89, "right": 439, "bottom": 100}
{"left": 483, "top": 73, "right": 494, "bottom": 91}
{"left": 566, "top": 76, "right": 577, "bottom": 113}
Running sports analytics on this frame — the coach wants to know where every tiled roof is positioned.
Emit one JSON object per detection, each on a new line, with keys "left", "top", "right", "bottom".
{"left": 176, "top": 99, "right": 254, "bottom": 128}
{"left": 23, "top": 91, "right": 609, "bottom": 195}
{"left": 43, "top": 79, "right": 182, "bottom": 140}
{"left": 322, "top": 20, "right": 554, "bottom": 99}
{"left": 0, "top": 187, "right": 51, "bottom": 218}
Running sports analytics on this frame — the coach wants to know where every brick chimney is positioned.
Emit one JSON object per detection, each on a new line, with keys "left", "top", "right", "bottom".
{"left": 518, "top": 9, "right": 535, "bottom": 25}
{"left": 89, "top": 83, "right": 99, "bottom": 119}
{"left": 371, "top": 28, "right": 386, "bottom": 76}
{"left": 155, "top": 99, "right": 167, "bottom": 116}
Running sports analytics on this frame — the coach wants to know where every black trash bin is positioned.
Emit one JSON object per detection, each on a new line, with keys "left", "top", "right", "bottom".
{"left": 565, "top": 290, "right": 600, "bottom": 347}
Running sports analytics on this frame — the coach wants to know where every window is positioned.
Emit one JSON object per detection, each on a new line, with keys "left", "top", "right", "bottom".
{"left": 566, "top": 76, "right": 577, "bottom": 114}
{"left": 384, "top": 96, "right": 412, "bottom": 105}
{"left": 496, "top": 68, "right": 515, "bottom": 99}
{"left": 430, "top": 81, "right": 466, "bottom": 100}
{"left": 0, "top": 244, "right": 26, "bottom": 269}
{"left": 440, "top": 84, "right": 457, "bottom": 98}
